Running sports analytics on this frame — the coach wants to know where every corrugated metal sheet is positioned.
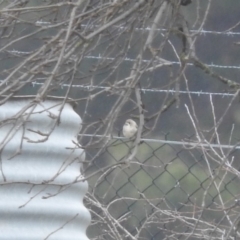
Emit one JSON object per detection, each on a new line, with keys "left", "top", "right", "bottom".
{"left": 0, "top": 97, "right": 90, "bottom": 239}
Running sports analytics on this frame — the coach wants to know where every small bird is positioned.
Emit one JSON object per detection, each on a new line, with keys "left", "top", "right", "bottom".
{"left": 123, "top": 119, "right": 138, "bottom": 138}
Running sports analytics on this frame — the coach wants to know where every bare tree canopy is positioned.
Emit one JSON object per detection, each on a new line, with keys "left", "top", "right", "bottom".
{"left": 1, "top": 0, "right": 240, "bottom": 239}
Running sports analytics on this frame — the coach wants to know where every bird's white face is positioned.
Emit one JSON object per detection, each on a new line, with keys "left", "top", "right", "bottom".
{"left": 123, "top": 119, "right": 138, "bottom": 138}
{"left": 124, "top": 121, "right": 131, "bottom": 128}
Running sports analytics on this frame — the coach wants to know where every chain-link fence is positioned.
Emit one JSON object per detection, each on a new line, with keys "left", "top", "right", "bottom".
{"left": 82, "top": 131, "right": 240, "bottom": 240}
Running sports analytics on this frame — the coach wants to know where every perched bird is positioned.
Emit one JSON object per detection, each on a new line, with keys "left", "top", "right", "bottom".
{"left": 123, "top": 119, "right": 138, "bottom": 138}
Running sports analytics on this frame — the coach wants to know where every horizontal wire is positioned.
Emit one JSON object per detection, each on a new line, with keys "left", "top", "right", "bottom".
{"left": 29, "top": 81, "right": 236, "bottom": 97}
{"left": 135, "top": 27, "right": 240, "bottom": 36}
{"left": 0, "top": 78, "right": 234, "bottom": 97}
{"left": 84, "top": 55, "right": 240, "bottom": 70}
{"left": 8, "top": 50, "right": 240, "bottom": 70}
{"left": 79, "top": 134, "right": 240, "bottom": 150}
{"left": 35, "top": 21, "right": 240, "bottom": 36}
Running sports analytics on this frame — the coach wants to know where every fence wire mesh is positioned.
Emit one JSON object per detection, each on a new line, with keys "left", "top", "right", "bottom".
{"left": 82, "top": 131, "right": 240, "bottom": 240}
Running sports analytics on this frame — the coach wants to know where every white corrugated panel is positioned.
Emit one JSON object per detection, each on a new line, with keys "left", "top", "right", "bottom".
{"left": 0, "top": 97, "right": 90, "bottom": 239}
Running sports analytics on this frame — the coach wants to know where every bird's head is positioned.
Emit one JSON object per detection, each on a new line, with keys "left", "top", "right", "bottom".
{"left": 124, "top": 119, "right": 137, "bottom": 128}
